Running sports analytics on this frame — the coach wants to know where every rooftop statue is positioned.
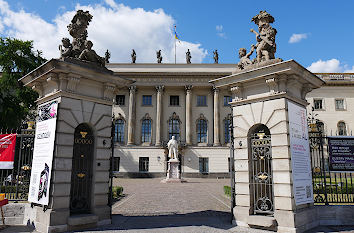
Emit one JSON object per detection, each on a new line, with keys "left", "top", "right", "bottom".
{"left": 237, "top": 45, "right": 255, "bottom": 70}
{"left": 186, "top": 49, "right": 191, "bottom": 64}
{"left": 105, "top": 49, "right": 111, "bottom": 63}
{"left": 131, "top": 49, "right": 136, "bottom": 63}
{"left": 156, "top": 50, "right": 163, "bottom": 63}
{"left": 59, "top": 10, "right": 105, "bottom": 67}
{"left": 250, "top": 10, "right": 277, "bottom": 63}
{"left": 213, "top": 50, "right": 219, "bottom": 64}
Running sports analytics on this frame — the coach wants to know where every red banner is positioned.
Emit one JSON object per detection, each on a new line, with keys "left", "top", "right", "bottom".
{"left": 0, "top": 134, "right": 17, "bottom": 169}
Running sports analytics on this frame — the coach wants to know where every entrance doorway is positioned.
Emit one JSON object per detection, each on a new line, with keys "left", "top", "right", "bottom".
{"left": 70, "top": 123, "right": 94, "bottom": 215}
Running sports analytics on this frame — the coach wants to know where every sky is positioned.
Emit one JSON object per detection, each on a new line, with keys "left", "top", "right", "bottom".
{"left": 0, "top": 0, "right": 354, "bottom": 72}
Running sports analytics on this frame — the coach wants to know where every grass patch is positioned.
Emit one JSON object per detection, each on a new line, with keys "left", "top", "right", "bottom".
{"left": 224, "top": 185, "right": 231, "bottom": 197}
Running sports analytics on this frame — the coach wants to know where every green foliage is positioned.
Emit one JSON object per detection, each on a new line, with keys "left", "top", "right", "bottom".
{"left": 112, "top": 186, "right": 124, "bottom": 199}
{"left": 224, "top": 185, "right": 231, "bottom": 197}
{"left": 0, "top": 37, "right": 46, "bottom": 129}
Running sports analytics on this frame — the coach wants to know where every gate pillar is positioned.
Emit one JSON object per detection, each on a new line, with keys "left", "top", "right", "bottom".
{"left": 20, "top": 59, "right": 132, "bottom": 233}
{"left": 211, "top": 60, "right": 324, "bottom": 233}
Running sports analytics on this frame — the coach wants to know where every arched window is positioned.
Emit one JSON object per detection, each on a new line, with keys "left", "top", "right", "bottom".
{"left": 196, "top": 114, "right": 208, "bottom": 143}
{"left": 141, "top": 114, "right": 152, "bottom": 143}
{"left": 114, "top": 119, "right": 125, "bottom": 143}
{"left": 224, "top": 114, "right": 232, "bottom": 144}
{"left": 168, "top": 112, "right": 181, "bottom": 140}
{"left": 338, "top": 121, "right": 347, "bottom": 136}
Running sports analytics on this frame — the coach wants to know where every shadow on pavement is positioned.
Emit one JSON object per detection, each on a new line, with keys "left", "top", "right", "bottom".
{"left": 87, "top": 210, "right": 232, "bottom": 232}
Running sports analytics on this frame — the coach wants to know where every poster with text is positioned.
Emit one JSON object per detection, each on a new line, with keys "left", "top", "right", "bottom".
{"left": 288, "top": 101, "right": 314, "bottom": 205}
{"left": 0, "top": 134, "right": 17, "bottom": 169}
{"left": 28, "top": 100, "right": 58, "bottom": 205}
{"left": 328, "top": 137, "right": 354, "bottom": 171}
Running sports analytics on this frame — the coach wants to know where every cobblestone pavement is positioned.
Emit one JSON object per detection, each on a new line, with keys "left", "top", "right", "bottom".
{"left": 2, "top": 178, "right": 354, "bottom": 233}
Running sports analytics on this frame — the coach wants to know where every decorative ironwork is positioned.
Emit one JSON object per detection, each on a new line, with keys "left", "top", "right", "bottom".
{"left": 70, "top": 124, "right": 94, "bottom": 215}
{"left": 250, "top": 126, "right": 274, "bottom": 215}
{"left": 0, "top": 128, "right": 34, "bottom": 201}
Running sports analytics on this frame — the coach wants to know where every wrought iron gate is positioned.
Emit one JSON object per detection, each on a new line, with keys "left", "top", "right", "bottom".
{"left": 0, "top": 128, "right": 34, "bottom": 201}
{"left": 70, "top": 124, "right": 94, "bottom": 215}
{"left": 250, "top": 130, "right": 274, "bottom": 215}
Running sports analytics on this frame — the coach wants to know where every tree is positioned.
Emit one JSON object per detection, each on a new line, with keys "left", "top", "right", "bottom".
{"left": 0, "top": 38, "right": 46, "bottom": 129}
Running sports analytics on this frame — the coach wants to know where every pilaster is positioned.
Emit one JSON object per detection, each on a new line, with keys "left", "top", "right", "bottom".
{"left": 127, "top": 85, "right": 137, "bottom": 145}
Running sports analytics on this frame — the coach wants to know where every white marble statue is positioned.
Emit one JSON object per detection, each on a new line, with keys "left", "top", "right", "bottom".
{"left": 167, "top": 136, "right": 178, "bottom": 160}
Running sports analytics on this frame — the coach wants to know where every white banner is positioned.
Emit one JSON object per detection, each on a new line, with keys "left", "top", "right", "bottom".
{"left": 288, "top": 101, "right": 314, "bottom": 205}
{"left": 28, "top": 100, "right": 58, "bottom": 205}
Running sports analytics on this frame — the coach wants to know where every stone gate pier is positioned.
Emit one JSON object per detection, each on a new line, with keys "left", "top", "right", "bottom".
{"left": 20, "top": 58, "right": 132, "bottom": 233}
{"left": 211, "top": 60, "right": 324, "bottom": 232}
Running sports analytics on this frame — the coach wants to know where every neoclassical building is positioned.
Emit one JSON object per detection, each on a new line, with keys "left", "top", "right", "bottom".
{"left": 106, "top": 63, "right": 353, "bottom": 177}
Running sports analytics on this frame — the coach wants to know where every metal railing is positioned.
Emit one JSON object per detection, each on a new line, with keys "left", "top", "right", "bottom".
{"left": 309, "top": 131, "right": 354, "bottom": 205}
{"left": 0, "top": 128, "right": 35, "bottom": 201}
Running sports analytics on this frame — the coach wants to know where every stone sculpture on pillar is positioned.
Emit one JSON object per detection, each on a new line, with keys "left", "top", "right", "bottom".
{"left": 162, "top": 136, "right": 186, "bottom": 183}
{"left": 235, "top": 11, "right": 281, "bottom": 73}
{"left": 105, "top": 49, "right": 111, "bottom": 63}
{"left": 59, "top": 10, "right": 105, "bottom": 67}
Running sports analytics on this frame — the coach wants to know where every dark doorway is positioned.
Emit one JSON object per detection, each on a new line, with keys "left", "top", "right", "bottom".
{"left": 70, "top": 123, "right": 94, "bottom": 215}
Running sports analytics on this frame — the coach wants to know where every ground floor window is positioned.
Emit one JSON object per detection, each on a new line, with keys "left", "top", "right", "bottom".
{"left": 139, "top": 157, "right": 149, "bottom": 172}
{"left": 113, "top": 157, "right": 120, "bottom": 172}
{"left": 199, "top": 157, "right": 209, "bottom": 173}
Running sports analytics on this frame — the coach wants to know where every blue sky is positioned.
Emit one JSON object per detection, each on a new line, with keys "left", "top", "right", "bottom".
{"left": 1, "top": 0, "right": 354, "bottom": 72}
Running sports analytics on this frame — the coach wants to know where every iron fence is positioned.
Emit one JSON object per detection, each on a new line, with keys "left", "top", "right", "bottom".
{"left": 0, "top": 128, "right": 35, "bottom": 201}
{"left": 309, "top": 131, "right": 354, "bottom": 205}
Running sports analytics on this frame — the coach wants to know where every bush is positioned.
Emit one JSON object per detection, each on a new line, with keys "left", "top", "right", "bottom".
{"left": 224, "top": 185, "right": 231, "bottom": 197}
{"left": 112, "top": 186, "right": 124, "bottom": 199}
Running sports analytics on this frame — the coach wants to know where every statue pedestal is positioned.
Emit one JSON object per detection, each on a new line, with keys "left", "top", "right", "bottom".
{"left": 161, "top": 159, "right": 186, "bottom": 183}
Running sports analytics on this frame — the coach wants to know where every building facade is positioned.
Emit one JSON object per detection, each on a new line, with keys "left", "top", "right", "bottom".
{"left": 107, "top": 63, "right": 354, "bottom": 177}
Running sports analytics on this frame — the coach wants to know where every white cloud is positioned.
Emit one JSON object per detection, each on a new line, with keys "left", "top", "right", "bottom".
{"left": 0, "top": 0, "right": 207, "bottom": 63}
{"left": 307, "top": 59, "right": 343, "bottom": 73}
{"left": 289, "top": 33, "right": 308, "bottom": 43}
{"left": 216, "top": 24, "right": 226, "bottom": 39}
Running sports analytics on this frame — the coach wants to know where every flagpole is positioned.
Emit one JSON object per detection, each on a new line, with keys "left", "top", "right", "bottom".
{"left": 175, "top": 37, "right": 176, "bottom": 64}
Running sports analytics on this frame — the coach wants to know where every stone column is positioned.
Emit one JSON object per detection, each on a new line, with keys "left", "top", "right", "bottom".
{"left": 185, "top": 85, "right": 193, "bottom": 145}
{"left": 127, "top": 85, "right": 136, "bottom": 145}
{"left": 213, "top": 87, "right": 221, "bottom": 146}
{"left": 155, "top": 85, "right": 164, "bottom": 146}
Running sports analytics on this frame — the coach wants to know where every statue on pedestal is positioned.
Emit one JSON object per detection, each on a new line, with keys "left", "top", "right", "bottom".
{"left": 167, "top": 136, "right": 178, "bottom": 160}
{"left": 58, "top": 10, "right": 105, "bottom": 67}
{"left": 250, "top": 10, "right": 277, "bottom": 63}
{"left": 105, "top": 49, "right": 111, "bottom": 63}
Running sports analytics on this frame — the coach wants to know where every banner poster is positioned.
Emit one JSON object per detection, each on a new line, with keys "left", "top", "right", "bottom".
{"left": 288, "top": 101, "right": 314, "bottom": 205}
{"left": 0, "top": 134, "right": 17, "bottom": 169}
{"left": 328, "top": 137, "right": 354, "bottom": 172}
{"left": 28, "top": 100, "right": 58, "bottom": 205}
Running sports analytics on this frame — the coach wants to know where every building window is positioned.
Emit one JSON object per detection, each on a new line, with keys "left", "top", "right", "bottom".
{"left": 142, "top": 95, "right": 152, "bottom": 106}
{"left": 113, "top": 157, "right": 120, "bottom": 172}
{"left": 335, "top": 99, "right": 345, "bottom": 110}
{"left": 116, "top": 95, "right": 125, "bottom": 106}
{"left": 196, "top": 116, "right": 208, "bottom": 143}
{"left": 197, "top": 95, "right": 207, "bottom": 106}
{"left": 170, "top": 96, "right": 180, "bottom": 106}
{"left": 337, "top": 121, "right": 347, "bottom": 136}
{"left": 139, "top": 157, "right": 149, "bottom": 172}
{"left": 224, "top": 119, "right": 231, "bottom": 143}
{"left": 313, "top": 99, "right": 323, "bottom": 110}
{"left": 199, "top": 157, "right": 209, "bottom": 173}
{"left": 141, "top": 119, "right": 152, "bottom": 143}
{"left": 224, "top": 96, "right": 232, "bottom": 106}
{"left": 114, "top": 119, "right": 125, "bottom": 143}
{"left": 168, "top": 112, "right": 181, "bottom": 140}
